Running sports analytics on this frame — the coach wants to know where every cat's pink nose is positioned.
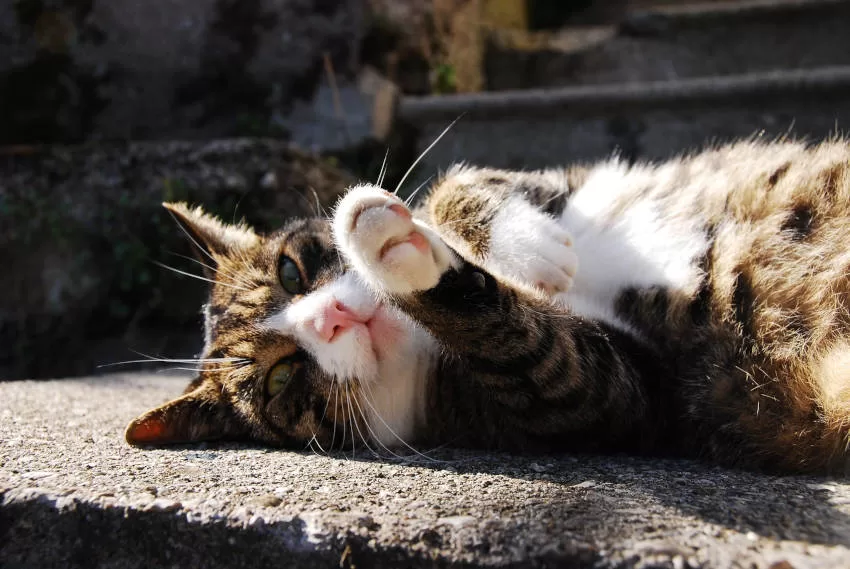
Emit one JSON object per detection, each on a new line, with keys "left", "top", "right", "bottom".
{"left": 314, "top": 301, "right": 366, "bottom": 342}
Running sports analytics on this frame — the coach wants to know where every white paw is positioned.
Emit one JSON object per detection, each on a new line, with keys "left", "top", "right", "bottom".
{"left": 333, "top": 185, "right": 458, "bottom": 295}
{"left": 486, "top": 197, "right": 578, "bottom": 295}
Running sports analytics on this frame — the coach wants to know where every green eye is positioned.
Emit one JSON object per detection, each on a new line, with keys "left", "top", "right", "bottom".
{"left": 279, "top": 256, "right": 303, "bottom": 294}
{"left": 266, "top": 360, "right": 299, "bottom": 397}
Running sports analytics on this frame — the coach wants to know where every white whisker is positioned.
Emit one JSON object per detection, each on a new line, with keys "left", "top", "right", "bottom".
{"left": 168, "top": 251, "right": 217, "bottom": 273}
{"left": 231, "top": 190, "right": 252, "bottom": 225}
{"left": 309, "top": 187, "right": 331, "bottom": 220}
{"left": 340, "top": 382, "right": 349, "bottom": 455}
{"left": 307, "top": 385, "right": 335, "bottom": 456}
{"left": 347, "top": 385, "right": 382, "bottom": 459}
{"left": 360, "top": 380, "right": 443, "bottom": 463}
{"left": 377, "top": 148, "right": 390, "bottom": 188}
{"left": 346, "top": 384, "right": 358, "bottom": 457}
{"left": 330, "top": 383, "right": 339, "bottom": 451}
{"left": 394, "top": 115, "right": 462, "bottom": 195}
{"left": 155, "top": 262, "right": 252, "bottom": 292}
{"left": 350, "top": 387, "right": 411, "bottom": 462}
{"left": 345, "top": 384, "right": 365, "bottom": 456}
{"left": 99, "top": 356, "right": 249, "bottom": 368}
{"left": 167, "top": 252, "right": 255, "bottom": 290}
{"left": 154, "top": 366, "right": 247, "bottom": 373}
{"left": 166, "top": 210, "right": 218, "bottom": 266}
{"left": 404, "top": 175, "right": 434, "bottom": 207}
{"left": 306, "top": 433, "right": 327, "bottom": 455}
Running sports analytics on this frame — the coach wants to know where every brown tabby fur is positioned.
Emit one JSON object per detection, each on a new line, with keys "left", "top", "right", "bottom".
{"left": 127, "top": 139, "right": 850, "bottom": 474}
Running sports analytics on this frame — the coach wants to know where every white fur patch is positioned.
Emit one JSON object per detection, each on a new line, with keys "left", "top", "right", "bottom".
{"left": 485, "top": 196, "right": 578, "bottom": 294}
{"left": 263, "top": 271, "right": 435, "bottom": 446}
{"left": 558, "top": 162, "right": 709, "bottom": 331}
{"left": 361, "top": 324, "right": 436, "bottom": 446}
{"left": 812, "top": 342, "right": 850, "bottom": 421}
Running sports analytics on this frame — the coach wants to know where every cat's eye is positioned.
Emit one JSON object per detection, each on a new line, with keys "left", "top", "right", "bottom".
{"left": 266, "top": 359, "right": 300, "bottom": 397}
{"left": 279, "top": 256, "right": 303, "bottom": 294}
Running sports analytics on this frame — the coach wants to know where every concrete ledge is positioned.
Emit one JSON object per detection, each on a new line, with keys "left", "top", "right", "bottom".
{"left": 2, "top": 374, "right": 850, "bottom": 568}
{"left": 631, "top": 0, "right": 846, "bottom": 20}
{"left": 485, "top": 1, "right": 850, "bottom": 91}
{"left": 395, "top": 67, "right": 850, "bottom": 195}
{"left": 401, "top": 67, "right": 850, "bottom": 122}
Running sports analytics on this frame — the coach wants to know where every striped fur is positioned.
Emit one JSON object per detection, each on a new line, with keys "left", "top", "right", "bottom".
{"left": 126, "top": 139, "right": 850, "bottom": 474}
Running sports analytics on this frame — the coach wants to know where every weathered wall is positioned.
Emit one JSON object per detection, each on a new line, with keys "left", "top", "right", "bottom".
{"left": 0, "top": 140, "right": 353, "bottom": 379}
{"left": 0, "top": 0, "right": 365, "bottom": 144}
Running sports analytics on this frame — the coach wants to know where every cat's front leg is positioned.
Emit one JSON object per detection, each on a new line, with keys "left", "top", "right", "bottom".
{"left": 424, "top": 173, "right": 578, "bottom": 296}
{"left": 474, "top": 196, "right": 578, "bottom": 295}
{"left": 333, "top": 185, "right": 654, "bottom": 444}
{"left": 333, "top": 184, "right": 572, "bottom": 353}
{"left": 333, "top": 185, "right": 460, "bottom": 296}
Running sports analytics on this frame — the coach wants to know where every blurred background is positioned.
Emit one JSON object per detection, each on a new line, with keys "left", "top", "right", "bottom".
{"left": 3, "top": 0, "right": 850, "bottom": 379}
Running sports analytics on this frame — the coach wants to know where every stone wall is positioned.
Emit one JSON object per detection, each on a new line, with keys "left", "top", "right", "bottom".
{"left": 0, "top": 140, "right": 353, "bottom": 379}
{"left": 0, "top": 0, "right": 365, "bottom": 144}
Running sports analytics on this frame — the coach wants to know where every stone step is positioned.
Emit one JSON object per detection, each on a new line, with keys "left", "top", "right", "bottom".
{"left": 397, "top": 66, "right": 850, "bottom": 190}
{"left": 486, "top": 0, "right": 850, "bottom": 90}
{"left": 3, "top": 373, "right": 850, "bottom": 568}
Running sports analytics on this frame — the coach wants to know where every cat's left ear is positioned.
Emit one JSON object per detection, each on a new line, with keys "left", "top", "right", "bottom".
{"left": 125, "top": 381, "right": 247, "bottom": 446}
{"left": 163, "top": 202, "right": 258, "bottom": 277}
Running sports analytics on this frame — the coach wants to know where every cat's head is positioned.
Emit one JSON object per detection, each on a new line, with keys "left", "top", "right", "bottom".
{"left": 124, "top": 202, "right": 433, "bottom": 450}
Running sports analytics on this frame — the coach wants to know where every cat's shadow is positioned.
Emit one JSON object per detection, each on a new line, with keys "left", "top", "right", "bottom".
{"left": 333, "top": 448, "right": 850, "bottom": 548}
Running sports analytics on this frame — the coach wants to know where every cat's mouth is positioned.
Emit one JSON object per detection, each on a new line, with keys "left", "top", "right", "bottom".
{"left": 326, "top": 301, "right": 403, "bottom": 363}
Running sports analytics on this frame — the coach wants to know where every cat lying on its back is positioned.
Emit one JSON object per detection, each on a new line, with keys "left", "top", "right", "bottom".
{"left": 126, "top": 139, "right": 850, "bottom": 474}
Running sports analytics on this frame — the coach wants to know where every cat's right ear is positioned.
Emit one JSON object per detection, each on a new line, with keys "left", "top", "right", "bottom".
{"left": 125, "top": 381, "right": 247, "bottom": 446}
{"left": 163, "top": 202, "right": 258, "bottom": 277}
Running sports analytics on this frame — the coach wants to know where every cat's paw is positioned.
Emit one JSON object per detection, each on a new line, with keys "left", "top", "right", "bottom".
{"left": 333, "top": 185, "right": 458, "bottom": 295}
{"left": 485, "top": 197, "right": 578, "bottom": 295}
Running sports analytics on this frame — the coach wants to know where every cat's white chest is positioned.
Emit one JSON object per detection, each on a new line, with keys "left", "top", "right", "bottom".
{"left": 556, "top": 165, "right": 708, "bottom": 324}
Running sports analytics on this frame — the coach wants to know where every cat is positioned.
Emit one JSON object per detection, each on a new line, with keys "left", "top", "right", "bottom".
{"left": 125, "top": 138, "right": 850, "bottom": 474}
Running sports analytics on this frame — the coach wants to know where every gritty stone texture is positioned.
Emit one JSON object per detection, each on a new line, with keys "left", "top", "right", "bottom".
{"left": 0, "top": 139, "right": 353, "bottom": 379}
{"left": 2, "top": 374, "right": 850, "bottom": 568}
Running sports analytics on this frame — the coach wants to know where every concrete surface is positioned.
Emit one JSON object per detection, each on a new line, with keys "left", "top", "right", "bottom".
{"left": 2, "top": 373, "right": 850, "bottom": 568}
{"left": 401, "top": 67, "right": 850, "bottom": 122}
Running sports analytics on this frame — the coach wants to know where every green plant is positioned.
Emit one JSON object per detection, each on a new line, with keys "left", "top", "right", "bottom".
{"left": 432, "top": 62, "right": 457, "bottom": 94}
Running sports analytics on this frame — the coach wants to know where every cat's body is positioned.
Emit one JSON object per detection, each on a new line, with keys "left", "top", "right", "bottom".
{"left": 127, "top": 139, "right": 850, "bottom": 474}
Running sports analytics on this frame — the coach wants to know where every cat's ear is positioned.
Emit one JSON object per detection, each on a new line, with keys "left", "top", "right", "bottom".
{"left": 125, "top": 381, "right": 247, "bottom": 446}
{"left": 163, "top": 202, "right": 258, "bottom": 276}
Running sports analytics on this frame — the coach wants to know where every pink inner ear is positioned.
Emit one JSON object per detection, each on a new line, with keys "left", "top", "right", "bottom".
{"left": 125, "top": 415, "right": 168, "bottom": 445}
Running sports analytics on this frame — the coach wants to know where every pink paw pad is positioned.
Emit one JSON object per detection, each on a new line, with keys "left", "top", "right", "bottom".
{"left": 388, "top": 203, "right": 412, "bottom": 220}
{"left": 379, "top": 230, "right": 430, "bottom": 260}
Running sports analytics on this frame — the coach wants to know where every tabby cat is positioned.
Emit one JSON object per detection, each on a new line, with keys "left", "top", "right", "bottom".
{"left": 126, "top": 139, "right": 850, "bottom": 474}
